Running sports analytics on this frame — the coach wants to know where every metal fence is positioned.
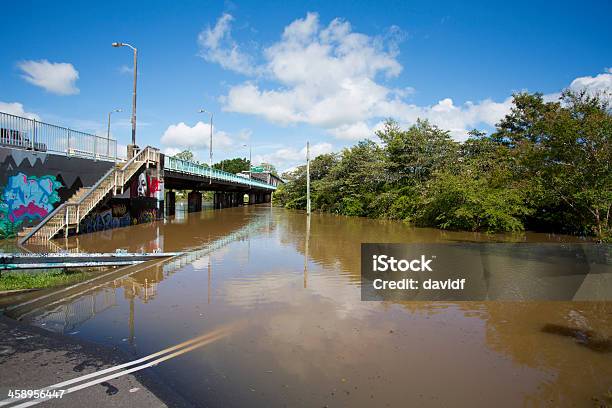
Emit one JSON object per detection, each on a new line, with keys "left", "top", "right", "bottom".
{"left": 0, "top": 111, "right": 117, "bottom": 161}
{"left": 164, "top": 155, "right": 277, "bottom": 190}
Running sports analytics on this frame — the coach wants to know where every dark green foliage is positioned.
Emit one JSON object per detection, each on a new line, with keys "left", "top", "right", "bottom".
{"left": 173, "top": 149, "right": 197, "bottom": 163}
{"left": 274, "top": 91, "right": 611, "bottom": 241}
{"left": 213, "top": 157, "right": 250, "bottom": 174}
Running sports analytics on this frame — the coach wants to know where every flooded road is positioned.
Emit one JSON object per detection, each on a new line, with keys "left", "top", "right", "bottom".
{"left": 15, "top": 205, "right": 612, "bottom": 407}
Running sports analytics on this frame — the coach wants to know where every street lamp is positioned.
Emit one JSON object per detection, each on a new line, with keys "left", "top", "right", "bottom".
{"left": 198, "top": 109, "right": 213, "bottom": 184}
{"left": 242, "top": 143, "right": 252, "bottom": 182}
{"left": 112, "top": 42, "right": 138, "bottom": 153}
{"left": 106, "top": 108, "right": 122, "bottom": 157}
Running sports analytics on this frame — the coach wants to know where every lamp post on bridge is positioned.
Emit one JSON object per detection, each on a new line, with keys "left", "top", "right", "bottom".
{"left": 111, "top": 42, "right": 138, "bottom": 157}
{"left": 242, "top": 143, "right": 252, "bottom": 185}
{"left": 106, "top": 108, "right": 121, "bottom": 157}
{"left": 198, "top": 109, "right": 213, "bottom": 184}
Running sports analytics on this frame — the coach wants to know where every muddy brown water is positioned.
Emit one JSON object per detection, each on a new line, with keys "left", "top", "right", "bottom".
{"left": 9, "top": 205, "right": 612, "bottom": 407}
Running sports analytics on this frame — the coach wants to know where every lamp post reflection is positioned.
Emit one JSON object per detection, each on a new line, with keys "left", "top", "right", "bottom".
{"left": 304, "top": 214, "right": 311, "bottom": 288}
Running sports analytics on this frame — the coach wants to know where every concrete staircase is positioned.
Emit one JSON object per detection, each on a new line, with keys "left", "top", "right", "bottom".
{"left": 19, "top": 146, "right": 159, "bottom": 244}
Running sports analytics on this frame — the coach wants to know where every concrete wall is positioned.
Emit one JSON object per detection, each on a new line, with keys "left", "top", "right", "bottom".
{"left": 77, "top": 197, "right": 159, "bottom": 234}
{"left": 0, "top": 147, "right": 114, "bottom": 238}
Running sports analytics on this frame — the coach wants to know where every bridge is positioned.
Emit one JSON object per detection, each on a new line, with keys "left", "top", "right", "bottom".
{"left": 0, "top": 111, "right": 279, "bottom": 244}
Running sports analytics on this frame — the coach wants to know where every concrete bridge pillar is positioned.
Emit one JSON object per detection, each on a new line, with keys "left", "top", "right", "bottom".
{"left": 188, "top": 191, "right": 202, "bottom": 212}
{"left": 165, "top": 191, "right": 176, "bottom": 216}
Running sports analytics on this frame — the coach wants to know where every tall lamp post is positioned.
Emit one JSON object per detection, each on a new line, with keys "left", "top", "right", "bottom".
{"left": 242, "top": 143, "right": 253, "bottom": 189}
{"left": 198, "top": 109, "right": 213, "bottom": 184}
{"left": 242, "top": 143, "right": 252, "bottom": 181}
{"left": 106, "top": 108, "right": 122, "bottom": 157}
{"left": 112, "top": 42, "right": 138, "bottom": 156}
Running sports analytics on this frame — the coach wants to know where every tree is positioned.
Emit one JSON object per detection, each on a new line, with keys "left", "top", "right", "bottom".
{"left": 173, "top": 150, "right": 197, "bottom": 163}
{"left": 213, "top": 157, "right": 250, "bottom": 174}
{"left": 274, "top": 91, "right": 611, "bottom": 241}
{"left": 493, "top": 90, "right": 612, "bottom": 240}
{"left": 260, "top": 162, "right": 278, "bottom": 175}
{"left": 377, "top": 119, "right": 459, "bottom": 185}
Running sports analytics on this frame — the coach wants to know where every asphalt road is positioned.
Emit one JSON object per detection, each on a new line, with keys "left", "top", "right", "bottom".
{"left": 0, "top": 315, "right": 192, "bottom": 407}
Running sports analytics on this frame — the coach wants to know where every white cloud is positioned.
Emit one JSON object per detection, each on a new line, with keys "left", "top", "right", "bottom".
{"left": 118, "top": 65, "right": 133, "bottom": 75}
{"left": 17, "top": 60, "right": 79, "bottom": 95}
{"left": 161, "top": 121, "right": 234, "bottom": 150}
{"left": 197, "top": 13, "right": 260, "bottom": 76}
{"left": 374, "top": 96, "right": 515, "bottom": 141}
{"left": 204, "top": 13, "right": 612, "bottom": 143}
{"left": 328, "top": 122, "right": 373, "bottom": 140}
{"left": 0, "top": 101, "right": 40, "bottom": 120}
{"left": 207, "top": 12, "right": 518, "bottom": 141}
{"left": 569, "top": 70, "right": 612, "bottom": 102}
{"left": 254, "top": 142, "right": 334, "bottom": 172}
{"left": 163, "top": 147, "right": 183, "bottom": 157}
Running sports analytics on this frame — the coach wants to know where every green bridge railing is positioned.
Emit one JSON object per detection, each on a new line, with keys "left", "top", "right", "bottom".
{"left": 164, "top": 156, "right": 277, "bottom": 190}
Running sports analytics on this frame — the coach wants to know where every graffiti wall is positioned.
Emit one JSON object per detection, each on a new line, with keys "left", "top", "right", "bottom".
{"left": 0, "top": 148, "right": 114, "bottom": 238}
{"left": 77, "top": 197, "right": 159, "bottom": 234}
{"left": 129, "top": 168, "right": 164, "bottom": 200}
{"left": 0, "top": 173, "right": 62, "bottom": 238}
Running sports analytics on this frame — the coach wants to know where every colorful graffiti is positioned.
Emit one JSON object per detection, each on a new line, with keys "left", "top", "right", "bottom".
{"left": 138, "top": 208, "right": 158, "bottom": 224}
{"left": 0, "top": 172, "right": 62, "bottom": 238}
{"left": 129, "top": 169, "right": 163, "bottom": 201}
{"left": 79, "top": 203, "right": 131, "bottom": 233}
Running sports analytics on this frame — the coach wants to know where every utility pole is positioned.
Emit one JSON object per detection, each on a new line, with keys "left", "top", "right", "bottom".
{"left": 306, "top": 141, "right": 311, "bottom": 215}
{"left": 107, "top": 108, "right": 121, "bottom": 157}
{"left": 243, "top": 143, "right": 253, "bottom": 189}
{"left": 209, "top": 113, "right": 213, "bottom": 184}
{"left": 198, "top": 109, "right": 213, "bottom": 184}
{"left": 112, "top": 42, "right": 138, "bottom": 155}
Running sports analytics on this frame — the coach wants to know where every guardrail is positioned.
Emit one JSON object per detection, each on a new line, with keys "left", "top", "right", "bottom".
{"left": 164, "top": 156, "right": 277, "bottom": 190}
{"left": 0, "top": 111, "right": 117, "bottom": 161}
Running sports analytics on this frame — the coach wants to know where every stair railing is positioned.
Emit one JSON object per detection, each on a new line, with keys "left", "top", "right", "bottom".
{"left": 19, "top": 146, "right": 159, "bottom": 243}
{"left": 68, "top": 146, "right": 159, "bottom": 230}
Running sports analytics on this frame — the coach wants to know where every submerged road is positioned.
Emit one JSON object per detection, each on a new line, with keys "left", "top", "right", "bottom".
{"left": 0, "top": 315, "right": 180, "bottom": 407}
{"left": 1, "top": 205, "right": 610, "bottom": 407}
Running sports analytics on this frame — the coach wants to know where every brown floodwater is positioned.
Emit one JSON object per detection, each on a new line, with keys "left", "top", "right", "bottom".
{"left": 11, "top": 205, "right": 612, "bottom": 407}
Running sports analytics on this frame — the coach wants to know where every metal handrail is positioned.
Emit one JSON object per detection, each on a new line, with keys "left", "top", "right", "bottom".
{"left": 71, "top": 146, "right": 157, "bottom": 208}
{"left": 19, "top": 146, "right": 160, "bottom": 243}
{"left": 18, "top": 201, "right": 69, "bottom": 244}
{"left": 0, "top": 111, "right": 117, "bottom": 161}
{"left": 164, "top": 156, "right": 276, "bottom": 190}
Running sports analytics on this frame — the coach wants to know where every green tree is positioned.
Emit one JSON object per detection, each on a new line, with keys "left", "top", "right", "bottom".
{"left": 377, "top": 119, "right": 459, "bottom": 185}
{"left": 213, "top": 157, "right": 250, "bottom": 174}
{"left": 494, "top": 90, "right": 612, "bottom": 240}
{"left": 173, "top": 150, "right": 198, "bottom": 163}
{"left": 273, "top": 91, "right": 611, "bottom": 240}
{"left": 260, "top": 162, "right": 278, "bottom": 175}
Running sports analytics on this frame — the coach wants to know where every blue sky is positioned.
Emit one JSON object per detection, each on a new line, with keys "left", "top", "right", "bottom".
{"left": 1, "top": 0, "right": 611, "bottom": 171}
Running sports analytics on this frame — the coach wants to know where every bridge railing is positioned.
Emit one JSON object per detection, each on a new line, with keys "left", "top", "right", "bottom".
{"left": 164, "top": 156, "right": 277, "bottom": 190}
{"left": 0, "top": 111, "right": 117, "bottom": 161}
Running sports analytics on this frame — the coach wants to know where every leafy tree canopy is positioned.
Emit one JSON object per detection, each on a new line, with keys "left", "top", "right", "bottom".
{"left": 274, "top": 91, "right": 612, "bottom": 241}
{"left": 213, "top": 157, "right": 250, "bottom": 174}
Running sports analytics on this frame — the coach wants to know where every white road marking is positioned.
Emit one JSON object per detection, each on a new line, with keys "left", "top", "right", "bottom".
{"left": 1, "top": 323, "right": 241, "bottom": 407}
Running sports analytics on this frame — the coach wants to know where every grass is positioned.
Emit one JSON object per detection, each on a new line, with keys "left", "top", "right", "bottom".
{"left": 0, "top": 269, "right": 95, "bottom": 291}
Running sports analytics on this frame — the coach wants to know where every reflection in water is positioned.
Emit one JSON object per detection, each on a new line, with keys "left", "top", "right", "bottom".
{"left": 16, "top": 206, "right": 611, "bottom": 407}
{"left": 304, "top": 214, "right": 310, "bottom": 289}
